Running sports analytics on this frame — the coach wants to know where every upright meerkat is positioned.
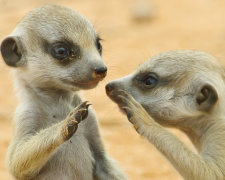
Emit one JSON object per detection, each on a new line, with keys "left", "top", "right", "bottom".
{"left": 0, "top": 4, "right": 128, "bottom": 180}
{"left": 106, "top": 50, "right": 225, "bottom": 180}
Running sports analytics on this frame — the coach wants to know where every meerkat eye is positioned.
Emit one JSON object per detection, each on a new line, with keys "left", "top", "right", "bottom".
{"left": 51, "top": 43, "right": 71, "bottom": 60}
{"left": 143, "top": 75, "right": 158, "bottom": 87}
{"left": 96, "top": 37, "right": 102, "bottom": 54}
{"left": 56, "top": 47, "right": 67, "bottom": 55}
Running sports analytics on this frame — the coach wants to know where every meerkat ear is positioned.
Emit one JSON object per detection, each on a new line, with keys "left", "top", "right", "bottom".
{"left": 196, "top": 84, "right": 218, "bottom": 111}
{"left": 0, "top": 36, "right": 25, "bottom": 67}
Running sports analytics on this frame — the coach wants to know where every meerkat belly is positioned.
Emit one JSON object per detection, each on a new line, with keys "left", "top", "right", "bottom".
{"left": 34, "top": 134, "right": 94, "bottom": 180}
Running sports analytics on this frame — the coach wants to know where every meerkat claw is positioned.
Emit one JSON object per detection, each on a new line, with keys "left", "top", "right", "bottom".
{"left": 77, "top": 101, "right": 91, "bottom": 120}
{"left": 117, "top": 90, "right": 128, "bottom": 96}
{"left": 117, "top": 95, "right": 127, "bottom": 104}
{"left": 79, "top": 101, "right": 89, "bottom": 108}
{"left": 122, "top": 106, "right": 134, "bottom": 122}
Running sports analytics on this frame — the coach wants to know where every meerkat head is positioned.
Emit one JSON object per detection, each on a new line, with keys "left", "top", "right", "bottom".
{"left": 106, "top": 50, "right": 225, "bottom": 127}
{"left": 0, "top": 4, "right": 106, "bottom": 91}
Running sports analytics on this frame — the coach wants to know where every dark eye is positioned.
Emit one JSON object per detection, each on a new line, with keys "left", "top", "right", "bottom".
{"left": 143, "top": 75, "right": 158, "bottom": 87}
{"left": 51, "top": 43, "right": 71, "bottom": 60}
{"left": 55, "top": 47, "right": 67, "bottom": 55}
{"left": 96, "top": 38, "right": 102, "bottom": 54}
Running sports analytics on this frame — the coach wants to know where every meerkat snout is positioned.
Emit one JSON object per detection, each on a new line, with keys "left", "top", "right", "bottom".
{"left": 106, "top": 82, "right": 120, "bottom": 104}
{"left": 93, "top": 66, "right": 107, "bottom": 79}
{"left": 105, "top": 81, "right": 115, "bottom": 93}
{"left": 106, "top": 75, "right": 132, "bottom": 104}
{"left": 106, "top": 76, "right": 131, "bottom": 95}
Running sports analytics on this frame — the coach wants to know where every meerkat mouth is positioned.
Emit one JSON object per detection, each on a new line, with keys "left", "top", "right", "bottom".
{"left": 62, "top": 79, "right": 101, "bottom": 89}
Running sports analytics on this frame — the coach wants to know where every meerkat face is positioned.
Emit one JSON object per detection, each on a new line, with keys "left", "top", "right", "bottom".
{"left": 0, "top": 4, "right": 106, "bottom": 91}
{"left": 106, "top": 50, "right": 222, "bottom": 126}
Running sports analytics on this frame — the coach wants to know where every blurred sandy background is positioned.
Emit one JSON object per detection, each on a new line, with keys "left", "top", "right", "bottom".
{"left": 1, "top": 0, "right": 225, "bottom": 179}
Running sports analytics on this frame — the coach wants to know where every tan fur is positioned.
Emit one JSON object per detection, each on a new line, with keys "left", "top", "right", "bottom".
{"left": 0, "top": 4, "right": 127, "bottom": 180}
{"left": 106, "top": 50, "right": 225, "bottom": 180}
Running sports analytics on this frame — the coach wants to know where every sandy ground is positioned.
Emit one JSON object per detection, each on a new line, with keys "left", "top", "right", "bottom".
{"left": 1, "top": 0, "right": 225, "bottom": 179}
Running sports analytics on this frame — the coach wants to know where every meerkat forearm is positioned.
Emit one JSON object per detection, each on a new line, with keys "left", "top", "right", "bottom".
{"left": 8, "top": 122, "right": 63, "bottom": 179}
{"left": 139, "top": 123, "right": 223, "bottom": 180}
{"left": 119, "top": 92, "right": 224, "bottom": 179}
{"left": 8, "top": 102, "right": 89, "bottom": 179}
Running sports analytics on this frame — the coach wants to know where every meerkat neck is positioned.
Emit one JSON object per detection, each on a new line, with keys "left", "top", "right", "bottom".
{"left": 180, "top": 126, "right": 205, "bottom": 152}
{"left": 14, "top": 73, "right": 75, "bottom": 105}
{"left": 179, "top": 116, "right": 223, "bottom": 152}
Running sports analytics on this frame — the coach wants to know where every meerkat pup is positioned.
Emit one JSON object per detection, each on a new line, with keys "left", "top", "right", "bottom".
{"left": 106, "top": 50, "right": 225, "bottom": 180}
{"left": 0, "top": 4, "right": 128, "bottom": 180}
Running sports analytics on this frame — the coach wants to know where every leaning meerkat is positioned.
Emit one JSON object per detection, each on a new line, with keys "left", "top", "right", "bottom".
{"left": 0, "top": 4, "right": 128, "bottom": 180}
{"left": 106, "top": 50, "right": 225, "bottom": 180}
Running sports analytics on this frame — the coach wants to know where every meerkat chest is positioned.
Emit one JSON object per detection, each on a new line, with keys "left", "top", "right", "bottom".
{"left": 42, "top": 101, "right": 74, "bottom": 126}
{"left": 39, "top": 102, "right": 95, "bottom": 179}
{"left": 37, "top": 135, "right": 94, "bottom": 180}
{"left": 50, "top": 107, "right": 71, "bottom": 123}
{"left": 43, "top": 102, "right": 88, "bottom": 137}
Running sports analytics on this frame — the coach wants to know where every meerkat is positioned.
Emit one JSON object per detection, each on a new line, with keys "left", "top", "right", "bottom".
{"left": 106, "top": 50, "right": 225, "bottom": 180}
{"left": 0, "top": 4, "right": 128, "bottom": 180}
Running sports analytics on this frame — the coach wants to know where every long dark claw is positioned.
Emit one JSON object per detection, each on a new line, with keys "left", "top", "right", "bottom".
{"left": 79, "top": 101, "right": 89, "bottom": 108}
{"left": 78, "top": 101, "right": 91, "bottom": 120}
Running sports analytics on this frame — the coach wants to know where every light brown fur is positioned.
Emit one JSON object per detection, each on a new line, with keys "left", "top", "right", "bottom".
{"left": 106, "top": 50, "right": 225, "bottom": 180}
{"left": 0, "top": 4, "right": 127, "bottom": 180}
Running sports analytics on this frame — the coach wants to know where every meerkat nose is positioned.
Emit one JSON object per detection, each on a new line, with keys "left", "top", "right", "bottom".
{"left": 93, "top": 66, "right": 107, "bottom": 79}
{"left": 105, "top": 82, "right": 115, "bottom": 93}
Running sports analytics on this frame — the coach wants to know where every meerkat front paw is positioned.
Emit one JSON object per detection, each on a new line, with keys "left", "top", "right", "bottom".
{"left": 62, "top": 101, "right": 91, "bottom": 141}
{"left": 118, "top": 91, "right": 155, "bottom": 132}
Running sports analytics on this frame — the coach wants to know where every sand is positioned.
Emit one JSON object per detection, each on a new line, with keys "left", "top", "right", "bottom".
{"left": 1, "top": 0, "right": 225, "bottom": 179}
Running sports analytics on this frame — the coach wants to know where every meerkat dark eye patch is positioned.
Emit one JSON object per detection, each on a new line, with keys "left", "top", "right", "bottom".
{"left": 51, "top": 42, "right": 72, "bottom": 61}
{"left": 96, "top": 37, "right": 102, "bottom": 55}
{"left": 49, "top": 41, "right": 81, "bottom": 63}
{"left": 136, "top": 73, "right": 158, "bottom": 89}
{"left": 144, "top": 76, "right": 158, "bottom": 86}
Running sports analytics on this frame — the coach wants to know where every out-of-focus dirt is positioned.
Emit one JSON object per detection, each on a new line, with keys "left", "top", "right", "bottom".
{"left": 1, "top": 0, "right": 225, "bottom": 179}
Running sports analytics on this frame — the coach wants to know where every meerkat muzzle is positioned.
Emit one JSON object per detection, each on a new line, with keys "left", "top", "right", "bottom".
{"left": 105, "top": 82, "right": 123, "bottom": 103}
{"left": 105, "top": 82, "right": 115, "bottom": 94}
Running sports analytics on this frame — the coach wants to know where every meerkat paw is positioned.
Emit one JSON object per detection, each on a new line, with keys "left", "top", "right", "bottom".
{"left": 118, "top": 91, "right": 155, "bottom": 132}
{"left": 62, "top": 101, "right": 91, "bottom": 141}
